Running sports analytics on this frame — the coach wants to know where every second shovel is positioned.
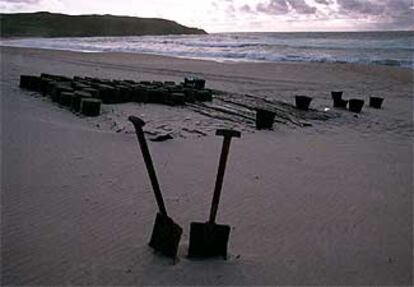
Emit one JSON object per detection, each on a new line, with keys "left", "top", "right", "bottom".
{"left": 129, "top": 116, "right": 182, "bottom": 259}
{"left": 188, "top": 129, "right": 241, "bottom": 259}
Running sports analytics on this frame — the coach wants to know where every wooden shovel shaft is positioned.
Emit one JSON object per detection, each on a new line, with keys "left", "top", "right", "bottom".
{"left": 130, "top": 120, "right": 168, "bottom": 216}
{"left": 209, "top": 136, "right": 232, "bottom": 223}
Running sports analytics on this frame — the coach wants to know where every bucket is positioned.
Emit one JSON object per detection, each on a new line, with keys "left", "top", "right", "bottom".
{"left": 369, "top": 97, "right": 384, "bottom": 109}
{"left": 20, "top": 75, "right": 41, "bottom": 92}
{"left": 72, "top": 91, "right": 92, "bottom": 112}
{"left": 59, "top": 92, "right": 74, "bottom": 107}
{"left": 184, "top": 77, "right": 206, "bottom": 89}
{"left": 80, "top": 98, "right": 101, "bottom": 117}
{"left": 331, "top": 91, "right": 343, "bottom": 101}
{"left": 256, "top": 109, "right": 276, "bottom": 130}
{"left": 295, "top": 96, "right": 312, "bottom": 111}
{"left": 349, "top": 99, "right": 364, "bottom": 113}
{"left": 333, "top": 98, "right": 348, "bottom": 108}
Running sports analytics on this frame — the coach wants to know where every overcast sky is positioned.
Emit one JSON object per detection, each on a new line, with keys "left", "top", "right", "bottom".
{"left": 1, "top": 0, "right": 413, "bottom": 32}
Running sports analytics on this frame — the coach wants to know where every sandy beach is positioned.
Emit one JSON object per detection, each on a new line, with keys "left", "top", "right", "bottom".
{"left": 1, "top": 46, "right": 412, "bottom": 285}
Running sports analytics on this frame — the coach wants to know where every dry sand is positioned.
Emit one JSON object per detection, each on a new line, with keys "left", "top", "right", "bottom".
{"left": 1, "top": 46, "right": 413, "bottom": 285}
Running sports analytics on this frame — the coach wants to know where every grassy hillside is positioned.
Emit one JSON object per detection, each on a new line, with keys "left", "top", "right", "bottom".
{"left": 0, "top": 12, "right": 207, "bottom": 37}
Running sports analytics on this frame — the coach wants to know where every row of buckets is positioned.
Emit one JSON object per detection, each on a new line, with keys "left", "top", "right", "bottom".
{"left": 294, "top": 92, "right": 384, "bottom": 113}
{"left": 330, "top": 91, "right": 384, "bottom": 112}
{"left": 256, "top": 92, "right": 384, "bottom": 130}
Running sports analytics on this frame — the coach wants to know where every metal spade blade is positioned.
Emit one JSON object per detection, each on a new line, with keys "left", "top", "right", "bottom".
{"left": 149, "top": 212, "right": 182, "bottom": 258}
{"left": 129, "top": 116, "right": 182, "bottom": 259}
{"left": 188, "top": 129, "right": 241, "bottom": 259}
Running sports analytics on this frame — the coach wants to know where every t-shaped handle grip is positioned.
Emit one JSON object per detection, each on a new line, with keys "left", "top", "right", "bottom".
{"left": 128, "top": 115, "right": 146, "bottom": 129}
{"left": 216, "top": 129, "right": 241, "bottom": 138}
{"left": 209, "top": 129, "right": 241, "bottom": 223}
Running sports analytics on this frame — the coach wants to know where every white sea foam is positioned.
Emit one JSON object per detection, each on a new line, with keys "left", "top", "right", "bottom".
{"left": 1, "top": 31, "right": 413, "bottom": 68}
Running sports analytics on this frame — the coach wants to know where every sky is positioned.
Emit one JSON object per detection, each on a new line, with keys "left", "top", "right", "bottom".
{"left": 1, "top": 0, "right": 413, "bottom": 33}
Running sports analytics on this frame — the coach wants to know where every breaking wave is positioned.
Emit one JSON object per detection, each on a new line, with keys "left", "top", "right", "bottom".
{"left": 1, "top": 31, "right": 413, "bottom": 68}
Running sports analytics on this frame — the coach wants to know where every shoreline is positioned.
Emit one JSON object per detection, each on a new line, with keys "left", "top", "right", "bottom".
{"left": 1, "top": 46, "right": 412, "bottom": 82}
{"left": 1, "top": 44, "right": 413, "bottom": 72}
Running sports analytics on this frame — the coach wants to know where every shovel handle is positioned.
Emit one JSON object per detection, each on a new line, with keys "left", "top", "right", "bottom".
{"left": 209, "top": 129, "right": 241, "bottom": 223}
{"left": 129, "top": 116, "right": 168, "bottom": 216}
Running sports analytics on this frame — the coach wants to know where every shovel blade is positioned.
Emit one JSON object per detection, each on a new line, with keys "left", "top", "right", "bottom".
{"left": 188, "top": 222, "right": 230, "bottom": 259}
{"left": 149, "top": 212, "right": 182, "bottom": 258}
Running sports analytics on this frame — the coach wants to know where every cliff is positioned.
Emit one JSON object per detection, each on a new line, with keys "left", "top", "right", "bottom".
{"left": 0, "top": 12, "right": 207, "bottom": 37}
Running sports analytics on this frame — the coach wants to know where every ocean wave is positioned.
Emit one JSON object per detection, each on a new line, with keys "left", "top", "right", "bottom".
{"left": 80, "top": 36, "right": 414, "bottom": 52}
{"left": 1, "top": 32, "right": 413, "bottom": 69}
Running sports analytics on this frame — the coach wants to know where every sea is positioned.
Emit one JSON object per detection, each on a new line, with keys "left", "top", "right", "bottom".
{"left": 1, "top": 31, "right": 413, "bottom": 68}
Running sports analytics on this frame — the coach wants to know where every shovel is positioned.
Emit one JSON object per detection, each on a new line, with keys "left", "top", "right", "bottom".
{"left": 188, "top": 129, "right": 241, "bottom": 259}
{"left": 128, "top": 116, "right": 182, "bottom": 259}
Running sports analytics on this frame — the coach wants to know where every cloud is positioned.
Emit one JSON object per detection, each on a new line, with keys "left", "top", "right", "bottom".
{"left": 336, "top": 0, "right": 413, "bottom": 17}
{"left": 255, "top": 0, "right": 317, "bottom": 15}
{"left": 288, "top": 0, "right": 316, "bottom": 14}
{"left": 0, "top": 0, "right": 45, "bottom": 12}
{"left": 335, "top": 0, "right": 414, "bottom": 29}
{"left": 314, "top": 0, "right": 331, "bottom": 4}
{"left": 225, "top": 3, "right": 235, "bottom": 12}
{"left": 256, "top": 0, "right": 289, "bottom": 15}
{"left": 239, "top": 4, "right": 254, "bottom": 13}
{"left": 337, "top": 0, "right": 384, "bottom": 15}
{"left": 0, "top": 0, "right": 41, "bottom": 3}
{"left": 253, "top": 0, "right": 413, "bottom": 23}
{"left": 378, "top": 0, "right": 414, "bottom": 29}
{"left": 239, "top": 0, "right": 413, "bottom": 30}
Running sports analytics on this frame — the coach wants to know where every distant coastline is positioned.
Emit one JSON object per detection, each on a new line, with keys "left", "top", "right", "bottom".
{"left": 0, "top": 11, "right": 207, "bottom": 38}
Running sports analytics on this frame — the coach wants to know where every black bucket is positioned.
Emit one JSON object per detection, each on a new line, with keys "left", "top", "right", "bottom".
{"left": 295, "top": 96, "right": 312, "bottom": 111}
{"left": 59, "top": 92, "right": 74, "bottom": 107}
{"left": 132, "top": 86, "right": 149, "bottom": 103}
{"left": 195, "top": 90, "right": 213, "bottom": 102}
{"left": 349, "top": 99, "right": 364, "bottom": 113}
{"left": 72, "top": 91, "right": 92, "bottom": 112}
{"left": 369, "top": 97, "right": 384, "bottom": 109}
{"left": 331, "top": 91, "right": 343, "bottom": 101}
{"left": 333, "top": 98, "right": 348, "bottom": 108}
{"left": 80, "top": 98, "right": 101, "bottom": 117}
{"left": 256, "top": 109, "right": 276, "bottom": 130}
{"left": 168, "top": 92, "right": 186, "bottom": 106}
{"left": 184, "top": 77, "right": 205, "bottom": 89}
{"left": 20, "top": 75, "right": 41, "bottom": 92}
{"left": 51, "top": 85, "right": 73, "bottom": 102}
{"left": 40, "top": 78, "right": 52, "bottom": 95}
